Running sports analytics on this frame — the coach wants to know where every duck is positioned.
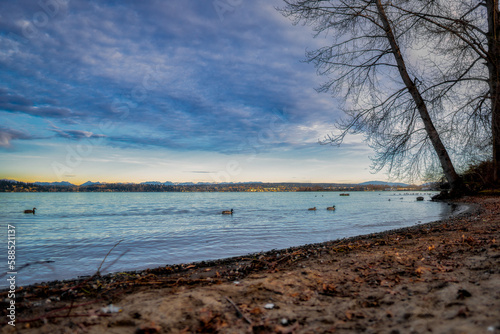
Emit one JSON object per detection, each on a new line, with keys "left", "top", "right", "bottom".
{"left": 308, "top": 207, "right": 316, "bottom": 211}
{"left": 222, "top": 209, "right": 234, "bottom": 215}
{"left": 327, "top": 205, "right": 336, "bottom": 211}
{"left": 24, "top": 207, "right": 36, "bottom": 214}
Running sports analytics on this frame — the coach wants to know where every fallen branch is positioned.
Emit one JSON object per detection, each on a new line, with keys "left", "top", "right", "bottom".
{"left": 96, "top": 240, "right": 123, "bottom": 276}
{"left": 225, "top": 297, "right": 252, "bottom": 324}
{"left": 15, "top": 313, "right": 112, "bottom": 324}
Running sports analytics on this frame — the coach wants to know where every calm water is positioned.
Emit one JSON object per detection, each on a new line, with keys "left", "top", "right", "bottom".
{"left": 0, "top": 191, "right": 461, "bottom": 287}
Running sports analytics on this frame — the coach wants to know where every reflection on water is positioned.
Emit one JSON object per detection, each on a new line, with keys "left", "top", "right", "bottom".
{"left": 0, "top": 191, "right": 458, "bottom": 287}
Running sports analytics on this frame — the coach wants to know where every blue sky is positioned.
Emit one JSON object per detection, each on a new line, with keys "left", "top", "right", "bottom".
{"left": 0, "top": 0, "right": 379, "bottom": 185}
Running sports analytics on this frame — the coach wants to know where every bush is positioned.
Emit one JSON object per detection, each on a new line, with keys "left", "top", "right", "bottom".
{"left": 461, "top": 160, "right": 494, "bottom": 193}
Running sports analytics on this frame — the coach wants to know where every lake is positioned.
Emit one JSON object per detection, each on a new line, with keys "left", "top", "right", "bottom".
{"left": 0, "top": 191, "right": 461, "bottom": 287}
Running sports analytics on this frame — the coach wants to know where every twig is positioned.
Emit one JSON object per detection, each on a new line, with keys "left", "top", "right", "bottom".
{"left": 0, "top": 260, "right": 55, "bottom": 279}
{"left": 225, "top": 297, "right": 252, "bottom": 324}
{"left": 38, "top": 299, "right": 104, "bottom": 317}
{"left": 0, "top": 299, "right": 107, "bottom": 326}
{"left": 14, "top": 313, "right": 112, "bottom": 324}
{"left": 95, "top": 240, "right": 123, "bottom": 276}
{"left": 65, "top": 299, "right": 75, "bottom": 318}
{"left": 100, "top": 249, "right": 130, "bottom": 273}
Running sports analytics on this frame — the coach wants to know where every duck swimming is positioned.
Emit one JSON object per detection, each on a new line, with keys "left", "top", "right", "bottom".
{"left": 327, "top": 205, "right": 336, "bottom": 210}
{"left": 308, "top": 207, "right": 316, "bottom": 211}
{"left": 222, "top": 209, "right": 234, "bottom": 215}
{"left": 24, "top": 207, "right": 36, "bottom": 214}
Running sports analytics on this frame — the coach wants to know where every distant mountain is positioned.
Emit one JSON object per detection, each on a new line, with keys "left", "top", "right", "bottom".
{"left": 0, "top": 179, "right": 17, "bottom": 183}
{"left": 34, "top": 181, "right": 76, "bottom": 187}
{"left": 141, "top": 181, "right": 175, "bottom": 185}
{"left": 2, "top": 179, "right": 419, "bottom": 191}
{"left": 358, "top": 181, "right": 410, "bottom": 187}
{"left": 80, "top": 181, "right": 105, "bottom": 186}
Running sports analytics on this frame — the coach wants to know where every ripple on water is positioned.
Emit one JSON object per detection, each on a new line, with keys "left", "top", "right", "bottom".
{"left": 0, "top": 191, "right": 454, "bottom": 287}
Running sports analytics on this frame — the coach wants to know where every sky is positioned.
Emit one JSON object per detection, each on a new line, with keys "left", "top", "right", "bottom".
{"left": 0, "top": 0, "right": 381, "bottom": 185}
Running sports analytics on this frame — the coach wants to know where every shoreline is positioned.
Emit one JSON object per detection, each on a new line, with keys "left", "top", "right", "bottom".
{"left": 7, "top": 199, "right": 473, "bottom": 290}
{"left": 1, "top": 191, "right": 454, "bottom": 290}
{"left": 1, "top": 196, "right": 498, "bottom": 333}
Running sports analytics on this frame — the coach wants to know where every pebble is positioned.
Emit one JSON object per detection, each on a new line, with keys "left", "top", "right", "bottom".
{"left": 264, "top": 303, "right": 275, "bottom": 309}
{"left": 101, "top": 304, "right": 122, "bottom": 313}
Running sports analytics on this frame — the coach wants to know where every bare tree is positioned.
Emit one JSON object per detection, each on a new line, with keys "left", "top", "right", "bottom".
{"left": 280, "top": 0, "right": 472, "bottom": 194}
{"left": 488, "top": 0, "right": 500, "bottom": 183}
{"left": 391, "top": 0, "right": 498, "bottom": 183}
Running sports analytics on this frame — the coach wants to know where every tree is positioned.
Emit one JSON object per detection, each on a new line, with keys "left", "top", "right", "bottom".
{"left": 279, "top": 0, "right": 497, "bottom": 194}
{"left": 487, "top": 0, "right": 500, "bottom": 183}
{"left": 391, "top": 0, "right": 499, "bottom": 184}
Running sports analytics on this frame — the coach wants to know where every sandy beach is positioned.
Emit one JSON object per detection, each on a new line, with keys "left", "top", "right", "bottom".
{"left": 1, "top": 196, "right": 499, "bottom": 334}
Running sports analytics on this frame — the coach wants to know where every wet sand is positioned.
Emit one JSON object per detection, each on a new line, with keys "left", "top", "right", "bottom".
{"left": 1, "top": 196, "right": 499, "bottom": 333}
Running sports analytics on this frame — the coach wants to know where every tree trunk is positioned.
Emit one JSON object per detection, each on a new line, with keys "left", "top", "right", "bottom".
{"left": 375, "top": 0, "right": 463, "bottom": 194}
{"left": 487, "top": 0, "right": 500, "bottom": 184}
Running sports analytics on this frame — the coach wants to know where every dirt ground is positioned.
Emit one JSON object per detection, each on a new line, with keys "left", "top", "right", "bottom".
{"left": 1, "top": 196, "right": 499, "bottom": 334}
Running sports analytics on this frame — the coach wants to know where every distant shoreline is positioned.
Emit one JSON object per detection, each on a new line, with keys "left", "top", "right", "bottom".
{"left": 0, "top": 179, "right": 434, "bottom": 193}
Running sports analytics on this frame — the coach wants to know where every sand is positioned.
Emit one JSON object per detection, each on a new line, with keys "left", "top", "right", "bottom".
{"left": 1, "top": 196, "right": 499, "bottom": 334}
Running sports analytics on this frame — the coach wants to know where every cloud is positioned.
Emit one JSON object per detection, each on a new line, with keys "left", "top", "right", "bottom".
{"left": 0, "top": 89, "right": 74, "bottom": 118}
{"left": 51, "top": 128, "right": 107, "bottom": 140}
{"left": 0, "top": 0, "right": 344, "bottom": 157}
{"left": 0, "top": 127, "right": 38, "bottom": 148}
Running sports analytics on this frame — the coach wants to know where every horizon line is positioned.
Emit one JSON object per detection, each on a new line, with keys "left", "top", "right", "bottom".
{"left": 1, "top": 178, "right": 422, "bottom": 187}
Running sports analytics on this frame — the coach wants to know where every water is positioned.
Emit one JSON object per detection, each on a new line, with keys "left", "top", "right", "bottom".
{"left": 0, "top": 191, "right": 460, "bottom": 287}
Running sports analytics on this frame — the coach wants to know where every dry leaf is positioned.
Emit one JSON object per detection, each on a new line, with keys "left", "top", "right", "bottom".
{"left": 415, "top": 266, "right": 427, "bottom": 276}
{"left": 249, "top": 307, "right": 263, "bottom": 315}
